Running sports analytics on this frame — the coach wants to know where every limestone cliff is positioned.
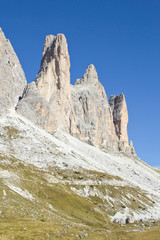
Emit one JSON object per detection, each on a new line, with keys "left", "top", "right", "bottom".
{"left": 35, "top": 34, "right": 78, "bottom": 133}
{"left": 14, "top": 31, "right": 135, "bottom": 155}
{"left": 17, "top": 34, "right": 78, "bottom": 134}
{"left": 109, "top": 94, "right": 136, "bottom": 154}
{"left": 0, "top": 28, "right": 27, "bottom": 112}
{"left": 109, "top": 94, "right": 128, "bottom": 148}
{"left": 16, "top": 82, "right": 56, "bottom": 132}
{"left": 71, "top": 64, "right": 118, "bottom": 151}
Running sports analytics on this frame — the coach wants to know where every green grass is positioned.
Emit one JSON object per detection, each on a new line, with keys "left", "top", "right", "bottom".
{"left": 3, "top": 126, "right": 21, "bottom": 139}
{"left": 0, "top": 155, "right": 110, "bottom": 227}
{"left": 0, "top": 154, "right": 160, "bottom": 239}
{"left": 0, "top": 217, "right": 159, "bottom": 239}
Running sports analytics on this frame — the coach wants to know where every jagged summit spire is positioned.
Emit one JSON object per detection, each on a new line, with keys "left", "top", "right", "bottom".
{"left": 39, "top": 33, "right": 69, "bottom": 74}
{"left": 36, "top": 32, "right": 70, "bottom": 102}
{"left": 42, "top": 34, "right": 56, "bottom": 56}
{"left": 13, "top": 28, "right": 134, "bottom": 155}
{"left": 42, "top": 33, "right": 67, "bottom": 57}
{"left": 32, "top": 31, "right": 77, "bottom": 133}
{"left": 87, "top": 64, "right": 96, "bottom": 70}
{"left": 75, "top": 64, "right": 98, "bottom": 85}
{"left": 83, "top": 64, "right": 98, "bottom": 82}
{"left": 85, "top": 64, "right": 97, "bottom": 75}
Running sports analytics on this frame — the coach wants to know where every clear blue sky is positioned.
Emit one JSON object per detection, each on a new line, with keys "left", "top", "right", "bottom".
{"left": 1, "top": 0, "right": 160, "bottom": 167}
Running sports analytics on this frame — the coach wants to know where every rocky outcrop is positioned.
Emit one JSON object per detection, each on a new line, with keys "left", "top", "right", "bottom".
{"left": 0, "top": 28, "right": 27, "bottom": 113}
{"left": 15, "top": 30, "right": 135, "bottom": 155}
{"left": 71, "top": 64, "right": 118, "bottom": 150}
{"left": 109, "top": 94, "right": 128, "bottom": 150}
{"left": 35, "top": 34, "right": 78, "bottom": 133}
{"left": 16, "top": 82, "right": 56, "bottom": 132}
{"left": 109, "top": 94, "right": 136, "bottom": 154}
{"left": 17, "top": 33, "right": 78, "bottom": 134}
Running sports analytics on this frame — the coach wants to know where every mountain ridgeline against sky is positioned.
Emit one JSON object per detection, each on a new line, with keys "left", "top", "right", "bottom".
{"left": 0, "top": 28, "right": 27, "bottom": 111}
{"left": 0, "top": 28, "right": 135, "bottom": 155}
{"left": 1, "top": 27, "right": 160, "bottom": 236}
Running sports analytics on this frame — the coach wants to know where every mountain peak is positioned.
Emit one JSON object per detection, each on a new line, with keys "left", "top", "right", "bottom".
{"left": 10, "top": 29, "right": 134, "bottom": 155}
{"left": 42, "top": 34, "right": 56, "bottom": 56}
{"left": 75, "top": 64, "right": 98, "bottom": 85}
{"left": 0, "top": 27, "right": 27, "bottom": 113}
{"left": 42, "top": 33, "right": 67, "bottom": 57}
{"left": 33, "top": 31, "right": 76, "bottom": 133}
{"left": 87, "top": 63, "right": 96, "bottom": 70}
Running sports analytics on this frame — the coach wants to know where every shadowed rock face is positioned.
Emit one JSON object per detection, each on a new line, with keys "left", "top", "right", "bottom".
{"left": 0, "top": 28, "right": 27, "bottom": 112}
{"left": 109, "top": 94, "right": 128, "bottom": 143}
{"left": 109, "top": 94, "right": 136, "bottom": 154}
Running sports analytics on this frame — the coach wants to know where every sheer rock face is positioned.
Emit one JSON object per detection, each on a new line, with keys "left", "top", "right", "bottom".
{"left": 17, "top": 33, "right": 78, "bottom": 134}
{"left": 0, "top": 28, "right": 27, "bottom": 112}
{"left": 109, "top": 94, "right": 128, "bottom": 143}
{"left": 109, "top": 94, "right": 133, "bottom": 152}
{"left": 35, "top": 34, "right": 70, "bottom": 103}
{"left": 71, "top": 65, "right": 118, "bottom": 150}
{"left": 15, "top": 31, "right": 134, "bottom": 155}
{"left": 16, "top": 82, "right": 56, "bottom": 132}
{"left": 35, "top": 34, "right": 78, "bottom": 133}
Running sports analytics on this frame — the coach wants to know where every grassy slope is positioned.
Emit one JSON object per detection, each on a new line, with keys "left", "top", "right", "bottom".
{"left": 0, "top": 155, "right": 160, "bottom": 239}
{"left": 0, "top": 218, "right": 160, "bottom": 240}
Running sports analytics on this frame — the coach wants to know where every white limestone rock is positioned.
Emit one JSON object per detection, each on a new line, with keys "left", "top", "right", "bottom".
{"left": 15, "top": 31, "right": 134, "bottom": 155}
{"left": 0, "top": 27, "right": 27, "bottom": 112}
{"left": 71, "top": 64, "right": 118, "bottom": 150}
{"left": 109, "top": 94, "right": 136, "bottom": 154}
{"left": 16, "top": 82, "right": 55, "bottom": 132}
{"left": 35, "top": 33, "right": 78, "bottom": 133}
{"left": 109, "top": 94, "right": 128, "bottom": 143}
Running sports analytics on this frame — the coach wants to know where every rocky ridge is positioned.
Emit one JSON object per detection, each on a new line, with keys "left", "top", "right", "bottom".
{"left": 1, "top": 28, "right": 135, "bottom": 155}
{"left": 0, "top": 28, "right": 27, "bottom": 113}
{"left": 1, "top": 28, "right": 160, "bottom": 235}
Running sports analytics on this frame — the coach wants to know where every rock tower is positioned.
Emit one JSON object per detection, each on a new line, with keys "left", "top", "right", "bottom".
{"left": 0, "top": 28, "right": 135, "bottom": 155}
